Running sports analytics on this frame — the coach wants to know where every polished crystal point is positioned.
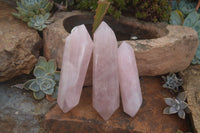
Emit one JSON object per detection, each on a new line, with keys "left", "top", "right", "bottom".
{"left": 93, "top": 21, "right": 120, "bottom": 120}
{"left": 57, "top": 24, "right": 93, "bottom": 113}
{"left": 118, "top": 41, "right": 142, "bottom": 117}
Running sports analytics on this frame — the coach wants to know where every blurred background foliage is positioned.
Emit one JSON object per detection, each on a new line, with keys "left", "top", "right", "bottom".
{"left": 54, "top": 0, "right": 172, "bottom": 22}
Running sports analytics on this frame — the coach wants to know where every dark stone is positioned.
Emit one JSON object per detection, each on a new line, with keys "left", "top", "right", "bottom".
{"left": 0, "top": 77, "right": 56, "bottom": 133}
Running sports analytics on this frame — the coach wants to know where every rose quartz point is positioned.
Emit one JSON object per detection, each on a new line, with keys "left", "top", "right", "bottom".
{"left": 93, "top": 21, "right": 120, "bottom": 120}
{"left": 57, "top": 24, "right": 93, "bottom": 113}
{"left": 118, "top": 41, "right": 143, "bottom": 117}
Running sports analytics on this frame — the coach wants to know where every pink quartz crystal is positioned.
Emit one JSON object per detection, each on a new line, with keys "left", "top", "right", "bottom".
{"left": 118, "top": 41, "right": 143, "bottom": 117}
{"left": 57, "top": 25, "right": 93, "bottom": 113}
{"left": 93, "top": 21, "right": 120, "bottom": 120}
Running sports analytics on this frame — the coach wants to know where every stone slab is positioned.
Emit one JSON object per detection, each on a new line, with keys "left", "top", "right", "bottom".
{"left": 180, "top": 65, "right": 200, "bottom": 133}
{"left": 0, "top": 75, "right": 56, "bottom": 133}
{"left": 43, "top": 11, "right": 199, "bottom": 86}
{"left": 45, "top": 77, "right": 190, "bottom": 133}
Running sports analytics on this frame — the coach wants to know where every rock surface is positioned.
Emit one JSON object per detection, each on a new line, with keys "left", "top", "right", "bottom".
{"left": 180, "top": 65, "right": 200, "bottom": 133}
{"left": 124, "top": 25, "right": 198, "bottom": 76}
{"left": 0, "top": 3, "right": 41, "bottom": 82}
{"left": 43, "top": 11, "right": 199, "bottom": 86}
{"left": 93, "top": 22, "right": 119, "bottom": 120}
{"left": 57, "top": 25, "right": 93, "bottom": 113}
{"left": 118, "top": 42, "right": 142, "bottom": 117}
{"left": 45, "top": 77, "right": 190, "bottom": 133}
{"left": 0, "top": 75, "right": 56, "bottom": 133}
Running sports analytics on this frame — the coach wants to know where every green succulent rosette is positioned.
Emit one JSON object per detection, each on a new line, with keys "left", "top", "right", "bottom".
{"left": 23, "top": 56, "right": 60, "bottom": 100}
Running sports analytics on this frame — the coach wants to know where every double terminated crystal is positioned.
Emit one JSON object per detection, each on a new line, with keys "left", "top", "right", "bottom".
{"left": 57, "top": 25, "right": 93, "bottom": 113}
{"left": 93, "top": 22, "right": 120, "bottom": 120}
{"left": 57, "top": 21, "right": 142, "bottom": 120}
{"left": 118, "top": 42, "right": 143, "bottom": 117}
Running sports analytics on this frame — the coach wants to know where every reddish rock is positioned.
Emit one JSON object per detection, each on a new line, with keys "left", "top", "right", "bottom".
{"left": 45, "top": 77, "right": 190, "bottom": 133}
{"left": 0, "top": 2, "right": 41, "bottom": 82}
{"left": 43, "top": 11, "right": 198, "bottom": 86}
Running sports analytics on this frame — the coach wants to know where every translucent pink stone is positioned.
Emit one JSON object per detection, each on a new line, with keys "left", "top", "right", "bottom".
{"left": 118, "top": 41, "right": 143, "bottom": 117}
{"left": 93, "top": 21, "right": 120, "bottom": 120}
{"left": 57, "top": 25, "right": 93, "bottom": 113}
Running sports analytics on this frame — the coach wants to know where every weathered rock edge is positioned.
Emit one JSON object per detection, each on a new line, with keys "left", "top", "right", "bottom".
{"left": 43, "top": 11, "right": 199, "bottom": 85}
{"left": 180, "top": 65, "right": 200, "bottom": 133}
{"left": 0, "top": 2, "right": 41, "bottom": 82}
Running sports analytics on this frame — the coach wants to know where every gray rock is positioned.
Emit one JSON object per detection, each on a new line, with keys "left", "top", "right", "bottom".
{"left": 0, "top": 77, "right": 56, "bottom": 133}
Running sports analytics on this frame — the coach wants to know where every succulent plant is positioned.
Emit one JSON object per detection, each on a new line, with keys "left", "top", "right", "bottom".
{"left": 23, "top": 56, "right": 60, "bottom": 100}
{"left": 12, "top": 0, "right": 53, "bottom": 30}
{"left": 162, "top": 73, "right": 183, "bottom": 93}
{"left": 183, "top": 10, "right": 199, "bottom": 26}
{"left": 13, "top": 0, "right": 53, "bottom": 22}
{"left": 169, "top": 1, "right": 200, "bottom": 64}
{"left": 178, "top": 0, "right": 196, "bottom": 16}
{"left": 27, "top": 13, "right": 53, "bottom": 31}
{"left": 163, "top": 92, "right": 188, "bottom": 119}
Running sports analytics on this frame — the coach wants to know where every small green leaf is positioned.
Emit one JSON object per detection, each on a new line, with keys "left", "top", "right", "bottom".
{"left": 45, "top": 73, "right": 54, "bottom": 80}
{"left": 169, "top": 106, "right": 178, "bottom": 114}
{"left": 23, "top": 79, "right": 35, "bottom": 90}
{"left": 180, "top": 101, "right": 188, "bottom": 110}
{"left": 163, "top": 107, "right": 170, "bottom": 114}
{"left": 183, "top": 11, "right": 199, "bottom": 27}
{"left": 12, "top": 12, "right": 21, "bottom": 19}
{"left": 35, "top": 56, "right": 47, "bottom": 68}
{"left": 29, "top": 80, "right": 40, "bottom": 92}
{"left": 192, "top": 20, "right": 200, "bottom": 33}
{"left": 178, "top": 0, "right": 196, "bottom": 16}
{"left": 33, "top": 66, "right": 46, "bottom": 77}
{"left": 43, "top": 88, "right": 54, "bottom": 95}
{"left": 46, "top": 59, "right": 57, "bottom": 73}
{"left": 39, "top": 78, "right": 55, "bottom": 91}
{"left": 178, "top": 110, "right": 185, "bottom": 119}
{"left": 33, "top": 91, "right": 45, "bottom": 100}
{"left": 36, "top": 77, "right": 43, "bottom": 85}
{"left": 164, "top": 98, "right": 175, "bottom": 106}
{"left": 43, "top": 12, "right": 50, "bottom": 20}
{"left": 169, "top": 10, "right": 183, "bottom": 25}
